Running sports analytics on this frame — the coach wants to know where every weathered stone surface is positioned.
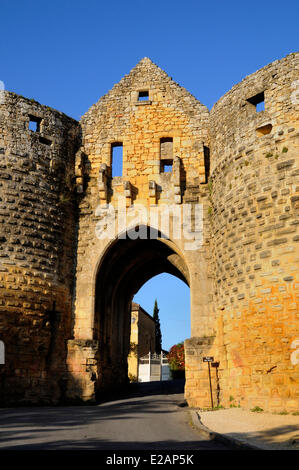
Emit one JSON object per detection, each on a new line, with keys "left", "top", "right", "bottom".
{"left": 209, "top": 52, "right": 299, "bottom": 412}
{"left": 0, "top": 94, "right": 79, "bottom": 404}
{"left": 0, "top": 54, "right": 298, "bottom": 412}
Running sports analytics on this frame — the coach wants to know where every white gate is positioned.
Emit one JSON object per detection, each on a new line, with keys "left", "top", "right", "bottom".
{"left": 138, "top": 353, "right": 170, "bottom": 382}
{"left": 161, "top": 354, "right": 171, "bottom": 381}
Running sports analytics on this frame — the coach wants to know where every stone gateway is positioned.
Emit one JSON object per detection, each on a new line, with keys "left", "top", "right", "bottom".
{"left": 0, "top": 53, "right": 298, "bottom": 412}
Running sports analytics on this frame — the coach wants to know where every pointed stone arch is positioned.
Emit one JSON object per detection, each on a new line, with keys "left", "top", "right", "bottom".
{"left": 92, "top": 229, "right": 190, "bottom": 394}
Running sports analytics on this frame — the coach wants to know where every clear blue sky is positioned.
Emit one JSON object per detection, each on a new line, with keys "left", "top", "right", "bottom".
{"left": 133, "top": 274, "right": 190, "bottom": 352}
{"left": 1, "top": 0, "right": 298, "bottom": 120}
{"left": 1, "top": 0, "right": 298, "bottom": 350}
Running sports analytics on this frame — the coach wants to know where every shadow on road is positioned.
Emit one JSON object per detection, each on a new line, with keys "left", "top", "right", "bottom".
{"left": 97, "top": 379, "right": 185, "bottom": 404}
{"left": 0, "top": 379, "right": 235, "bottom": 450}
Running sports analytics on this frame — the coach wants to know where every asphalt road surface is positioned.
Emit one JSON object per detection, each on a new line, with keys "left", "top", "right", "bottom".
{"left": 0, "top": 381, "right": 231, "bottom": 450}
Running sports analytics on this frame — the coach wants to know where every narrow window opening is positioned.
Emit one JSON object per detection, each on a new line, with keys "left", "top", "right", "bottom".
{"left": 111, "top": 143, "right": 123, "bottom": 177}
{"left": 256, "top": 101, "right": 265, "bottom": 112}
{"left": 247, "top": 92, "right": 265, "bottom": 112}
{"left": 28, "top": 115, "right": 42, "bottom": 132}
{"left": 138, "top": 91, "right": 149, "bottom": 101}
{"left": 161, "top": 160, "right": 173, "bottom": 173}
{"left": 203, "top": 146, "right": 210, "bottom": 183}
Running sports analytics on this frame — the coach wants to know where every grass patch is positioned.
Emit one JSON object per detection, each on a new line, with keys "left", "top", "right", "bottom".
{"left": 199, "top": 405, "right": 225, "bottom": 412}
{"left": 251, "top": 406, "right": 264, "bottom": 413}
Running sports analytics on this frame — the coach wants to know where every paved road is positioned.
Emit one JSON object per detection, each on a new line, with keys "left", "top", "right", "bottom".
{"left": 0, "top": 381, "right": 230, "bottom": 450}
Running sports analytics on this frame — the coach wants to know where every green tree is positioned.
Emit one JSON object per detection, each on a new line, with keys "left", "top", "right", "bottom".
{"left": 153, "top": 299, "right": 162, "bottom": 354}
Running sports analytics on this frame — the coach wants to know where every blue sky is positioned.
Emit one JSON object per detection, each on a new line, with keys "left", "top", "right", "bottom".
{"left": 133, "top": 274, "right": 190, "bottom": 352}
{"left": 1, "top": 0, "right": 298, "bottom": 120}
{"left": 1, "top": 0, "right": 298, "bottom": 350}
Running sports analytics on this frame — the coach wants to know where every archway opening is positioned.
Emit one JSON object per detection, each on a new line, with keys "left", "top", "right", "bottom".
{"left": 134, "top": 273, "right": 190, "bottom": 351}
{"left": 94, "top": 232, "right": 190, "bottom": 397}
{"left": 129, "top": 273, "right": 190, "bottom": 382}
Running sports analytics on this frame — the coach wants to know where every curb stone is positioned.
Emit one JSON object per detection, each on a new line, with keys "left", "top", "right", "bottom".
{"left": 190, "top": 411, "right": 263, "bottom": 451}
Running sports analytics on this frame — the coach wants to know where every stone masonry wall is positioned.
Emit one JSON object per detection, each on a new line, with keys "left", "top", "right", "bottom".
{"left": 73, "top": 57, "right": 212, "bottom": 343}
{"left": 0, "top": 54, "right": 297, "bottom": 411}
{"left": 80, "top": 57, "right": 209, "bottom": 191}
{"left": 68, "top": 58, "right": 214, "bottom": 400}
{"left": 0, "top": 93, "right": 79, "bottom": 404}
{"left": 208, "top": 52, "right": 299, "bottom": 412}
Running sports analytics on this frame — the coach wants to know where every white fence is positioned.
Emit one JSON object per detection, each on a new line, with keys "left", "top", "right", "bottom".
{"left": 138, "top": 352, "right": 171, "bottom": 382}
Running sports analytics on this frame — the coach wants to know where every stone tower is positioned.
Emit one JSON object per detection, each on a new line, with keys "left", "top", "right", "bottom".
{"left": 0, "top": 94, "right": 79, "bottom": 403}
{"left": 208, "top": 52, "right": 299, "bottom": 411}
{"left": 0, "top": 53, "right": 298, "bottom": 411}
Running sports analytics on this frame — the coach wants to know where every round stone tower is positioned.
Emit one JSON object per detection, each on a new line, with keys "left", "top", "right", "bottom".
{"left": 209, "top": 52, "right": 299, "bottom": 412}
{"left": 0, "top": 92, "right": 79, "bottom": 403}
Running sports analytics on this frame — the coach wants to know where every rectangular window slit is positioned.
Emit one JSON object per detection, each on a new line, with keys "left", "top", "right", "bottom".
{"left": 163, "top": 163, "right": 173, "bottom": 172}
{"left": 160, "top": 137, "right": 173, "bottom": 173}
{"left": 203, "top": 146, "right": 210, "bottom": 183}
{"left": 28, "top": 115, "right": 42, "bottom": 132}
{"left": 161, "top": 159, "right": 173, "bottom": 173}
{"left": 111, "top": 142, "right": 123, "bottom": 177}
{"left": 247, "top": 92, "right": 265, "bottom": 112}
{"left": 256, "top": 101, "right": 265, "bottom": 112}
{"left": 138, "top": 91, "right": 149, "bottom": 101}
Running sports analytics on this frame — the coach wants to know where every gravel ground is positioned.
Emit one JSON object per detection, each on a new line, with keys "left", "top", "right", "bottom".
{"left": 198, "top": 408, "right": 299, "bottom": 450}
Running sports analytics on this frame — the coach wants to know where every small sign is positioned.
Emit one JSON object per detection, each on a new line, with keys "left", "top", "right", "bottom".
{"left": 203, "top": 356, "right": 214, "bottom": 363}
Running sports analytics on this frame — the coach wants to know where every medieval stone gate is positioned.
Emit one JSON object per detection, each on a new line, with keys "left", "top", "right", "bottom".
{"left": 0, "top": 53, "right": 298, "bottom": 411}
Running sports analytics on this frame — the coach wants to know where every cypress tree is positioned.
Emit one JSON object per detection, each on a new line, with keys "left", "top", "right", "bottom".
{"left": 153, "top": 299, "right": 162, "bottom": 354}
